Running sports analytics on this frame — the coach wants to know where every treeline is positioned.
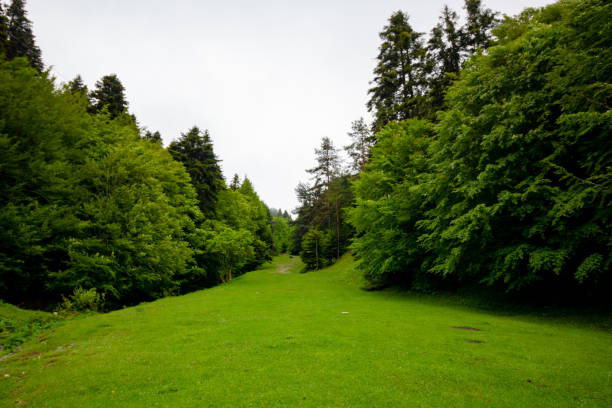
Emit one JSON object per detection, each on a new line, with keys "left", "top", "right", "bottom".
{"left": 0, "top": 1, "right": 284, "bottom": 310}
{"left": 356, "top": 0, "right": 612, "bottom": 299}
{"left": 297, "top": 0, "right": 611, "bottom": 302}
{"left": 292, "top": 0, "right": 496, "bottom": 271}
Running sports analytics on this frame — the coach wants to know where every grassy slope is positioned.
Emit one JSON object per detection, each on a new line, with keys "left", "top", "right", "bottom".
{"left": 0, "top": 254, "right": 610, "bottom": 407}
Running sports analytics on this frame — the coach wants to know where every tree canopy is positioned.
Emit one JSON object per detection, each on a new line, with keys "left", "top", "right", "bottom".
{"left": 349, "top": 0, "right": 612, "bottom": 301}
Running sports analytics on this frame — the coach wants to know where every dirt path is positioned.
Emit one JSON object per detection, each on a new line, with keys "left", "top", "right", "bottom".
{"left": 271, "top": 257, "right": 299, "bottom": 274}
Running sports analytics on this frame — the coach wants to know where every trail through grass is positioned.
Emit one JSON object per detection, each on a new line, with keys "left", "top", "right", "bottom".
{"left": 1, "top": 254, "right": 610, "bottom": 407}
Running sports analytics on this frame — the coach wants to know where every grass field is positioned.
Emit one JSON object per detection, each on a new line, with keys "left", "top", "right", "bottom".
{"left": 1, "top": 254, "right": 611, "bottom": 407}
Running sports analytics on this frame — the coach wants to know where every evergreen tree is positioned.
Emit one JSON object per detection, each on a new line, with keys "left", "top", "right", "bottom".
{"left": 67, "top": 74, "right": 87, "bottom": 95}
{"left": 344, "top": 117, "right": 375, "bottom": 173}
{"left": 461, "top": 0, "right": 498, "bottom": 55}
{"left": 0, "top": 4, "right": 8, "bottom": 56}
{"left": 307, "top": 137, "right": 340, "bottom": 191}
{"left": 367, "top": 11, "right": 428, "bottom": 131}
{"left": 427, "top": 6, "right": 462, "bottom": 114}
{"left": 6, "top": 0, "right": 43, "bottom": 71}
{"left": 88, "top": 74, "right": 129, "bottom": 119}
{"left": 229, "top": 173, "right": 241, "bottom": 190}
{"left": 168, "top": 126, "right": 224, "bottom": 217}
{"left": 307, "top": 137, "right": 340, "bottom": 229}
{"left": 143, "top": 130, "right": 162, "bottom": 144}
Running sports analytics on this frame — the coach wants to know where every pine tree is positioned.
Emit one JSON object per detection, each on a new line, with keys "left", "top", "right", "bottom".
{"left": 367, "top": 11, "right": 428, "bottom": 131}
{"left": 427, "top": 6, "right": 462, "bottom": 114}
{"left": 229, "top": 173, "right": 241, "bottom": 190}
{"left": 462, "top": 0, "right": 498, "bottom": 55}
{"left": 168, "top": 126, "right": 223, "bottom": 217}
{"left": 0, "top": 4, "right": 8, "bottom": 56}
{"left": 67, "top": 74, "right": 87, "bottom": 95}
{"left": 344, "top": 117, "right": 375, "bottom": 173}
{"left": 307, "top": 137, "right": 340, "bottom": 190}
{"left": 143, "top": 130, "right": 162, "bottom": 144}
{"left": 6, "top": 0, "right": 43, "bottom": 71}
{"left": 89, "top": 74, "right": 128, "bottom": 119}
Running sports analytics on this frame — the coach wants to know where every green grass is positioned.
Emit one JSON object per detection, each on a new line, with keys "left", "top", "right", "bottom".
{"left": 1, "top": 254, "right": 611, "bottom": 407}
{"left": 0, "top": 301, "right": 61, "bottom": 355}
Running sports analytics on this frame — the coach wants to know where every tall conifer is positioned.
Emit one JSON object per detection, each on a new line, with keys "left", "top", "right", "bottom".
{"left": 168, "top": 126, "right": 223, "bottom": 217}
{"left": 344, "top": 118, "right": 375, "bottom": 173}
{"left": 89, "top": 74, "right": 129, "bottom": 119}
{"left": 367, "top": 11, "right": 428, "bottom": 131}
{"left": 6, "top": 0, "right": 43, "bottom": 71}
{"left": 426, "top": 5, "right": 462, "bottom": 115}
{"left": 462, "top": 0, "right": 498, "bottom": 54}
{"left": 0, "top": 4, "right": 8, "bottom": 56}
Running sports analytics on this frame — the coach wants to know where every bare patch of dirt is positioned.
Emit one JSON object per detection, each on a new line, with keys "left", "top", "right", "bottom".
{"left": 274, "top": 264, "right": 292, "bottom": 274}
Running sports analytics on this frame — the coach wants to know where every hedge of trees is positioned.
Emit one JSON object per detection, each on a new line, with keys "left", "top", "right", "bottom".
{"left": 0, "top": 1, "right": 280, "bottom": 310}
{"left": 348, "top": 0, "right": 611, "bottom": 300}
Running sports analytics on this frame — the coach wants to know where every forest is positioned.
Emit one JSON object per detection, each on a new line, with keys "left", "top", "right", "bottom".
{"left": 292, "top": 0, "right": 611, "bottom": 303}
{"left": 0, "top": 0, "right": 610, "bottom": 313}
{"left": 0, "top": 0, "right": 610, "bottom": 406}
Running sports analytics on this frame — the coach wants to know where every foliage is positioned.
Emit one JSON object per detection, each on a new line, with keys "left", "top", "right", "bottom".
{"left": 293, "top": 137, "right": 354, "bottom": 268}
{"left": 215, "top": 179, "right": 273, "bottom": 273}
{"left": 350, "top": 0, "right": 612, "bottom": 300}
{"left": 348, "top": 119, "right": 434, "bottom": 287}
{"left": 88, "top": 74, "right": 129, "bottom": 119}
{"left": 271, "top": 216, "right": 293, "bottom": 254}
{"left": 462, "top": 0, "right": 498, "bottom": 54}
{"left": 60, "top": 287, "right": 104, "bottom": 312}
{"left": 0, "top": 58, "right": 202, "bottom": 309}
{"left": 367, "top": 11, "right": 428, "bottom": 131}
{"left": 344, "top": 117, "right": 375, "bottom": 174}
{"left": 0, "top": 3, "right": 8, "bottom": 56}
{"left": 205, "top": 222, "right": 254, "bottom": 282}
{"left": 368, "top": 1, "right": 499, "bottom": 128}
{"left": 168, "top": 126, "right": 224, "bottom": 217}
{"left": 4, "top": 0, "right": 43, "bottom": 71}
{"left": 300, "top": 229, "right": 331, "bottom": 271}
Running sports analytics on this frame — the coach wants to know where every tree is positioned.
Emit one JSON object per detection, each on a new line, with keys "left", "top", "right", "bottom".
{"left": 6, "top": 0, "right": 43, "bottom": 71}
{"left": 344, "top": 118, "right": 375, "bottom": 173}
{"left": 88, "top": 74, "right": 129, "bottom": 119}
{"left": 229, "top": 173, "right": 241, "bottom": 190}
{"left": 271, "top": 216, "right": 293, "bottom": 254}
{"left": 0, "top": 4, "right": 8, "bottom": 56}
{"left": 367, "top": 11, "right": 428, "bottom": 131}
{"left": 461, "top": 0, "right": 498, "bottom": 55}
{"left": 207, "top": 224, "right": 254, "bottom": 282}
{"left": 0, "top": 58, "right": 202, "bottom": 308}
{"left": 168, "top": 126, "right": 224, "bottom": 217}
{"left": 348, "top": 119, "right": 434, "bottom": 287}
{"left": 307, "top": 137, "right": 340, "bottom": 189}
{"left": 427, "top": 5, "right": 462, "bottom": 114}
{"left": 301, "top": 229, "right": 331, "bottom": 271}
{"left": 67, "top": 74, "right": 87, "bottom": 95}
{"left": 142, "top": 130, "right": 162, "bottom": 144}
{"left": 350, "top": 0, "right": 612, "bottom": 301}
{"left": 306, "top": 137, "right": 340, "bottom": 230}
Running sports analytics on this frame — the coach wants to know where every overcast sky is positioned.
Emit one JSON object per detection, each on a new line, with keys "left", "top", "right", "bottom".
{"left": 28, "top": 0, "right": 555, "bottom": 213}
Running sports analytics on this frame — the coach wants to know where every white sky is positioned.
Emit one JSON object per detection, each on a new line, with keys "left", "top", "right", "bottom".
{"left": 28, "top": 0, "right": 556, "bottom": 213}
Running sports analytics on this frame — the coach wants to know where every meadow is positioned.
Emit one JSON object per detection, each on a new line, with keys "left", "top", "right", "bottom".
{"left": 1, "top": 254, "right": 610, "bottom": 407}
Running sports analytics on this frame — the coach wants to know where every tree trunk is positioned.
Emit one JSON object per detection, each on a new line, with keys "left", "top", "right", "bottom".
{"left": 315, "top": 238, "right": 319, "bottom": 270}
{"left": 336, "top": 192, "right": 340, "bottom": 259}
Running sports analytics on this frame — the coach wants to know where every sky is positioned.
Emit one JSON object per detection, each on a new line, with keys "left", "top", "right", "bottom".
{"left": 28, "top": 0, "right": 556, "bottom": 214}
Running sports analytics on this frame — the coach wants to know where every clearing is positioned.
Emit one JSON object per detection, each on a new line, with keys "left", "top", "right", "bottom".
{"left": 1, "top": 254, "right": 610, "bottom": 407}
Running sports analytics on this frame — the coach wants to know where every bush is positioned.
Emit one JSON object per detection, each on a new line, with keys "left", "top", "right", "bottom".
{"left": 60, "top": 287, "right": 104, "bottom": 312}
